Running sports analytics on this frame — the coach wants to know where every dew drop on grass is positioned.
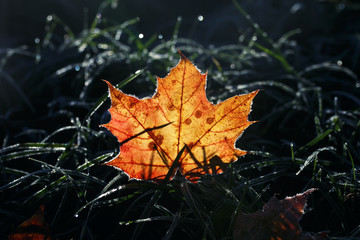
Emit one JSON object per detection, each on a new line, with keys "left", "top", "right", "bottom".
{"left": 74, "top": 214, "right": 79, "bottom": 218}
{"left": 111, "top": 0, "right": 118, "bottom": 8}
{"left": 34, "top": 38, "right": 40, "bottom": 44}
{"left": 36, "top": 54, "right": 41, "bottom": 63}
{"left": 75, "top": 65, "right": 80, "bottom": 71}
{"left": 135, "top": 69, "right": 141, "bottom": 74}
{"left": 290, "top": 3, "right": 303, "bottom": 14}
{"left": 96, "top": 57, "right": 105, "bottom": 65}
{"left": 177, "top": 16, "right": 182, "bottom": 22}
{"left": 95, "top": 13, "right": 102, "bottom": 24}
{"left": 337, "top": 60, "right": 343, "bottom": 66}
{"left": 158, "top": 34, "right": 163, "bottom": 39}
{"left": 337, "top": 3, "right": 345, "bottom": 11}
{"left": 138, "top": 33, "right": 144, "bottom": 39}
{"left": 46, "top": 15, "right": 53, "bottom": 22}
{"left": 79, "top": 43, "right": 87, "bottom": 52}
{"left": 98, "top": 43, "right": 109, "bottom": 49}
{"left": 197, "top": 15, "right": 204, "bottom": 22}
{"left": 115, "top": 30, "right": 121, "bottom": 40}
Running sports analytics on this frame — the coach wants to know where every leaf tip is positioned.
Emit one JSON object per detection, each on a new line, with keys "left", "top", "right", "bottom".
{"left": 178, "top": 49, "right": 188, "bottom": 61}
{"left": 102, "top": 79, "right": 112, "bottom": 89}
{"left": 252, "top": 89, "right": 260, "bottom": 97}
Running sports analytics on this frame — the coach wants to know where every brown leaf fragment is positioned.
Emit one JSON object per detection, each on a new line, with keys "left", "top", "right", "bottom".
{"left": 233, "top": 189, "right": 329, "bottom": 240}
{"left": 8, "top": 205, "right": 53, "bottom": 240}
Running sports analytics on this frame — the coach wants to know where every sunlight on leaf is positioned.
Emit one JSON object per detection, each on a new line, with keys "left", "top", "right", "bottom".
{"left": 102, "top": 52, "right": 259, "bottom": 182}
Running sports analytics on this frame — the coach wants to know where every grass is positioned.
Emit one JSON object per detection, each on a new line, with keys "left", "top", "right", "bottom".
{"left": 1, "top": 0, "right": 360, "bottom": 239}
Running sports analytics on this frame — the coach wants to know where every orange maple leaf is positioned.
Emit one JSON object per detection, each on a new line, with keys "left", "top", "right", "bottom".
{"left": 102, "top": 52, "right": 258, "bottom": 182}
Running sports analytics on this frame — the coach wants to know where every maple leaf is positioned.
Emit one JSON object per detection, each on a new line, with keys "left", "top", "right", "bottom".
{"left": 8, "top": 205, "right": 53, "bottom": 240}
{"left": 102, "top": 52, "right": 258, "bottom": 182}
{"left": 233, "top": 189, "right": 329, "bottom": 240}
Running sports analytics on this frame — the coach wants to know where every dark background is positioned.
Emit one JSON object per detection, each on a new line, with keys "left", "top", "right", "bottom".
{"left": 1, "top": 0, "right": 359, "bottom": 119}
{"left": 1, "top": 0, "right": 354, "bottom": 48}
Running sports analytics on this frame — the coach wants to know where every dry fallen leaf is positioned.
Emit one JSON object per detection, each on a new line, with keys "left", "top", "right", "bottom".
{"left": 102, "top": 52, "right": 258, "bottom": 182}
{"left": 233, "top": 189, "right": 329, "bottom": 240}
{"left": 8, "top": 205, "right": 53, "bottom": 240}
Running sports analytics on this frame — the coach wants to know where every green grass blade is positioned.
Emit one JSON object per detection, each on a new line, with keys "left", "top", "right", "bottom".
{"left": 130, "top": 146, "right": 186, "bottom": 240}
{"left": 299, "top": 129, "right": 333, "bottom": 152}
